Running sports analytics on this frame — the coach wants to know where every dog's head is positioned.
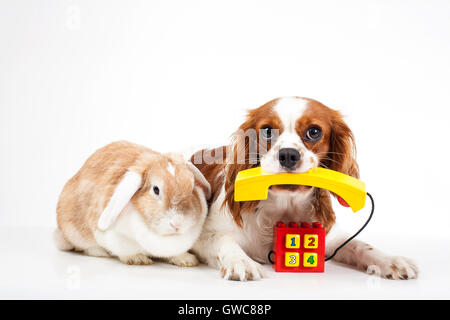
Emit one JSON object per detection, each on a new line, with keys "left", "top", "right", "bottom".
{"left": 224, "top": 96, "right": 359, "bottom": 226}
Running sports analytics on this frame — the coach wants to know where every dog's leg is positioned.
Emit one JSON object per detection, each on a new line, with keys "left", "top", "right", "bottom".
{"left": 326, "top": 227, "right": 418, "bottom": 280}
{"left": 192, "top": 231, "right": 264, "bottom": 281}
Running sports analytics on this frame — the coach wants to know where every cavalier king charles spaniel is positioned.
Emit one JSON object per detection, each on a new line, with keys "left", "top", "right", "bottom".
{"left": 191, "top": 97, "right": 418, "bottom": 281}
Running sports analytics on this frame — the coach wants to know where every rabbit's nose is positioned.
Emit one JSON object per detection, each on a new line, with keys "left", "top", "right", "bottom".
{"left": 170, "top": 222, "right": 180, "bottom": 232}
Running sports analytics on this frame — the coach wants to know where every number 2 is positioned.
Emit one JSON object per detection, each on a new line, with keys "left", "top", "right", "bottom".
{"left": 304, "top": 234, "right": 318, "bottom": 249}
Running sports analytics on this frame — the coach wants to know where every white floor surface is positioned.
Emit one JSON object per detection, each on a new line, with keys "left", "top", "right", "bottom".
{"left": 0, "top": 227, "right": 449, "bottom": 300}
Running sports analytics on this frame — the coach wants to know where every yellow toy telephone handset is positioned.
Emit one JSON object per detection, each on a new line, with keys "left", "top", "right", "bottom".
{"left": 234, "top": 167, "right": 366, "bottom": 212}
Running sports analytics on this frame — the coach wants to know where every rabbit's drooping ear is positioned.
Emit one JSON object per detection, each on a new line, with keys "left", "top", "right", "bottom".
{"left": 98, "top": 171, "right": 142, "bottom": 231}
{"left": 186, "top": 161, "right": 211, "bottom": 200}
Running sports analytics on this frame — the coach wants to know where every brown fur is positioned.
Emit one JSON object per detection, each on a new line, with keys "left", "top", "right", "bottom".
{"left": 191, "top": 146, "right": 228, "bottom": 205}
{"left": 57, "top": 141, "right": 150, "bottom": 248}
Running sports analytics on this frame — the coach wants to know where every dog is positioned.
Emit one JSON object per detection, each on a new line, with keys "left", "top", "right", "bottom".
{"left": 190, "top": 96, "right": 418, "bottom": 281}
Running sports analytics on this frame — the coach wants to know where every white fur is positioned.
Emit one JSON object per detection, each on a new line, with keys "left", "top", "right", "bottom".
{"left": 167, "top": 162, "right": 176, "bottom": 176}
{"left": 274, "top": 97, "right": 308, "bottom": 131}
{"left": 96, "top": 188, "right": 207, "bottom": 260}
{"left": 98, "top": 171, "right": 142, "bottom": 231}
{"left": 187, "top": 161, "right": 211, "bottom": 199}
{"left": 192, "top": 188, "right": 264, "bottom": 281}
{"left": 53, "top": 228, "right": 74, "bottom": 251}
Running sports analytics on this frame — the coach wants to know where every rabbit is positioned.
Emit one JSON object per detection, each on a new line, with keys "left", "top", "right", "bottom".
{"left": 54, "top": 141, "right": 211, "bottom": 266}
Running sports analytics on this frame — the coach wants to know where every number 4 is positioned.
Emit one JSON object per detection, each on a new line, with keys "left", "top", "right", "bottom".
{"left": 303, "top": 253, "right": 318, "bottom": 267}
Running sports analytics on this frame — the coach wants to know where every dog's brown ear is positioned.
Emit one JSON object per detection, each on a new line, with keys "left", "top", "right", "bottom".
{"left": 327, "top": 111, "right": 359, "bottom": 179}
{"left": 222, "top": 134, "right": 260, "bottom": 228}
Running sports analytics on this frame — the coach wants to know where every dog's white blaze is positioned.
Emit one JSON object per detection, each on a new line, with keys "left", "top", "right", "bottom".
{"left": 273, "top": 97, "right": 308, "bottom": 133}
{"left": 261, "top": 97, "right": 316, "bottom": 173}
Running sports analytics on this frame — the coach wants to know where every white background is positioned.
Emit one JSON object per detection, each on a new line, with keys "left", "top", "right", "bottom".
{"left": 1, "top": 0, "right": 450, "bottom": 299}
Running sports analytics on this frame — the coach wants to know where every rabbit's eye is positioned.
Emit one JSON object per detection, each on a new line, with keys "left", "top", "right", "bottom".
{"left": 152, "top": 186, "right": 160, "bottom": 195}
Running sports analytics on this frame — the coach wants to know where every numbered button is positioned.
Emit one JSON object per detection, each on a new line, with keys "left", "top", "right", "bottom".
{"left": 303, "top": 252, "right": 318, "bottom": 267}
{"left": 285, "top": 234, "right": 300, "bottom": 248}
{"left": 304, "top": 234, "right": 318, "bottom": 249}
{"left": 285, "top": 252, "right": 300, "bottom": 267}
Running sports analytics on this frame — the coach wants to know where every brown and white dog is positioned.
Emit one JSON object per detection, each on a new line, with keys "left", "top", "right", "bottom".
{"left": 190, "top": 96, "right": 418, "bottom": 281}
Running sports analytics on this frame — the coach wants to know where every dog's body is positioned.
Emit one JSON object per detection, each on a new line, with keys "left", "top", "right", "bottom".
{"left": 191, "top": 97, "right": 418, "bottom": 281}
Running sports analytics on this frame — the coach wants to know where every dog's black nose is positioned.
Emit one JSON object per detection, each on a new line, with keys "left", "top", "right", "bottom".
{"left": 278, "top": 148, "right": 301, "bottom": 170}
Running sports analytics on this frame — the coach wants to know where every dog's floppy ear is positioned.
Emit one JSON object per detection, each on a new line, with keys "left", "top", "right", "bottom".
{"left": 327, "top": 111, "right": 359, "bottom": 179}
{"left": 98, "top": 171, "right": 142, "bottom": 231}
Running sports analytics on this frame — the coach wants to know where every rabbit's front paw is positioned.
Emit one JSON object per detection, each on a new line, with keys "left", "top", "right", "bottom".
{"left": 167, "top": 252, "right": 199, "bottom": 267}
{"left": 119, "top": 254, "right": 154, "bottom": 265}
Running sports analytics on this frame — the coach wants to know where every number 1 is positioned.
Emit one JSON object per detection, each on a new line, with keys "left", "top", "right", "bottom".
{"left": 290, "top": 237, "right": 296, "bottom": 247}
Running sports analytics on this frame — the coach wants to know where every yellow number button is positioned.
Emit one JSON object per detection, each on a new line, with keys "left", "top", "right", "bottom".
{"left": 303, "top": 252, "right": 318, "bottom": 267}
{"left": 304, "top": 234, "right": 318, "bottom": 249}
{"left": 285, "top": 252, "right": 300, "bottom": 267}
{"left": 285, "top": 234, "right": 300, "bottom": 248}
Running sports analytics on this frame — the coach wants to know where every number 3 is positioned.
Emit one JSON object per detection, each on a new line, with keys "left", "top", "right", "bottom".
{"left": 285, "top": 252, "right": 300, "bottom": 267}
{"left": 289, "top": 255, "right": 297, "bottom": 264}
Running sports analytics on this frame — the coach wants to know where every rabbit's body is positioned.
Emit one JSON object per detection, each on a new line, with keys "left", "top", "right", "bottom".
{"left": 94, "top": 202, "right": 204, "bottom": 263}
{"left": 55, "top": 141, "right": 210, "bottom": 266}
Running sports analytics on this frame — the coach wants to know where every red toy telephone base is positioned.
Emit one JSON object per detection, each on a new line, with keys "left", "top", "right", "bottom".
{"left": 272, "top": 221, "right": 325, "bottom": 273}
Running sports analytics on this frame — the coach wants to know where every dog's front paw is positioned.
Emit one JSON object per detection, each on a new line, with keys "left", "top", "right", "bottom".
{"left": 367, "top": 256, "right": 418, "bottom": 280}
{"left": 219, "top": 253, "right": 264, "bottom": 281}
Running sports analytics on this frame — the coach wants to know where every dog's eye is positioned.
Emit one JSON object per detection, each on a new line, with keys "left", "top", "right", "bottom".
{"left": 152, "top": 186, "right": 160, "bottom": 196}
{"left": 260, "top": 126, "right": 274, "bottom": 141}
{"left": 305, "top": 126, "right": 322, "bottom": 142}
